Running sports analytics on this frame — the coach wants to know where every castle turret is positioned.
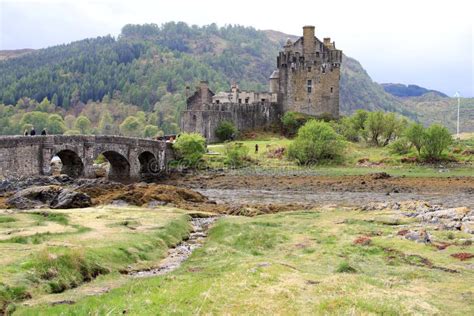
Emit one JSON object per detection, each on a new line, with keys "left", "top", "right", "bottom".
{"left": 269, "top": 70, "right": 280, "bottom": 93}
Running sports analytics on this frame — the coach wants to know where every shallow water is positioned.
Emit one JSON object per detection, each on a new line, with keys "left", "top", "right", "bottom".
{"left": 130, "top": 216, "right": 218, "bottom": 278}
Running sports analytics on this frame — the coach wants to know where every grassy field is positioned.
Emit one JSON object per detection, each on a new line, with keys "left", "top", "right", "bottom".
{"left": 206, "top": 135, "right": 474, "bottom": 177}
{"left": 16, "top": 208, "right": 474, "bottom": 315}
{"left": 0, "top": 206, "right": 192, "bottom": 314}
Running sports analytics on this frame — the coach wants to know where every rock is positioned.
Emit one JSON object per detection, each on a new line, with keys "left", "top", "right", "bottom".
{"left": 51, "top": 189, "right": 91, "bottom": 209}
{"left": 461, "top": 222, "right": 474, "bottom": 234}
{"left": 371, "top": 172, "right": 391, "bottom": 180}
{"left": 7, "top": 185, "right": 62, "bottom": 209}
{"left": 404, "top": 229, "right": 431, "bottom": 243}
{"left": 6, "top": 185, "right": 91, "bottom": 209}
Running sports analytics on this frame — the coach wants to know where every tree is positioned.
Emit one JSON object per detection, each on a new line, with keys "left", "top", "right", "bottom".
{"left": 404, "top": 123, "right": 425, "bottom": 155}
{"left": 47, "top": 114, "right": 66, "bottom": 134}
{"left": 421, "top": 124, "right": 452, "bottom": 161}
{"left": 173, "top": 133, "right": 206, "bottom": 167}
{"left": 143, "top": 125, "right": 161, "bottom": 138}
{"left": 281, "top": 111, "right": 308, "bottom": 137}
{"left": 215, "top": 120, "right": 237, "bottom": 142}
{"left": 98, "top": 111, "right": 114, "bottom": 135}
{"left": 74, "top": 115, "right": 92, "bottom": 135}
{"left": 119, "top": 116, "right": 143, "bottom": 137}
{"left": 19, "top": 111, "right": 49, "bottom": 132}
{"left": 364, "top": 111, "right": 385, "bottom": 146}
{"left": 287, "top": 120, "right": 345, "bottom": 165}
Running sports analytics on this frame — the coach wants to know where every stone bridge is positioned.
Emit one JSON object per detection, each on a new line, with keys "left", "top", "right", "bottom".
{"left": 0, "top": 135, "right": 174, "bottom": 181}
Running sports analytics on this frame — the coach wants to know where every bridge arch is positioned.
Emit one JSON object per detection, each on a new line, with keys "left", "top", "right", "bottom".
{"left": 138, "top": 151, "right": 158, "bottom": 177}
{"left": 55, "top": 149, "right": 84, "bottom": 178}
{"left": 101, "top": 151, "right": 130, "bottom": 181}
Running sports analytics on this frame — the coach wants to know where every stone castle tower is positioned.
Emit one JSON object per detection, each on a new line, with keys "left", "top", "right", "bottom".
{"left": 271, "top": 26, "right": 342, "bottom": 117}
{"left": 180, "top": 26, "right": 342, "bottom": 142}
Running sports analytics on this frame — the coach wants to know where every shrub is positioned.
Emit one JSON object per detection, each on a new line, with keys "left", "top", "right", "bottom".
{"left": 333, "top": 117, "right": 359, "bottom": 142}
{"left": 287, "top": 120, "right": 345, "bottom": 165}
{"left": 364, "top": 111, "right": 406, "bottom": 146}
{"left": 404, "top": 123, "right": 425, "bottom": 155}
{"left": 173, "top": 133, "right": 206, "bottom": 167}
{"left": 389, "top": 137, "right": 412, "bottom": 155}
{"left": 421, "top": 124, "right": 452, "bottom": 161}
{"left": 215, "top": 120, "right": 237, "bottom": 142}
{"left": 224, "top": 143, "right": 249, "bottom": 167}
{"left": 281, "top": 111, "right": 309, "bottom": 137}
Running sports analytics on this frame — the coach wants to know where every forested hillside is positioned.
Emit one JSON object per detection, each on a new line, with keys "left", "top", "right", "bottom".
{"left": 0, "top": 22, "right": 468, "bottom": 135}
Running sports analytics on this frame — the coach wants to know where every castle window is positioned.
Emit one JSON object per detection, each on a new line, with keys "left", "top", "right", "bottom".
{"left": 330, "top": 87, "right": 334, "bottom": 93}
{"left": 216, "top": 100, "right": 220, "bottom": 104}
{"left": 308, "top": 67, "right": 312, "bottom": 72}
{"left": 192, "top": 115, "right": 196, "bottom": 121}
{"left": 316, "top": 52, "right": 320, "bottom": 58}
{"left": 261, "top": 99, "right": 266, "bottom": 102}
{"left": 307, "top": 80, "right": 312, "bottom": 93}
{"left": 245, "top": 98, "right": 249, "bottom": 104}
{"left": 238, "top": 98, "right": 242, "bottom": 104}
{"left": 322, "top": 65, "right": 326, "bottom": 74}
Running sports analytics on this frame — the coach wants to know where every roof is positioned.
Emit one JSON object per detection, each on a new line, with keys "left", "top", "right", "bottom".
{"left": 269, "top": 70, "right": 280, "bottom": 79}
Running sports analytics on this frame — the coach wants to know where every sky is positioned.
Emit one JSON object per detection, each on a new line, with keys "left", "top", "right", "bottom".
{"left": 0, "top": 0, "right": 473, "bottom": 97}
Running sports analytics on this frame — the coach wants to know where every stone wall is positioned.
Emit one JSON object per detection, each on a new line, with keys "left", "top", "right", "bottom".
{"left": 181, "top": 102, "right": 282, "bottom": 143}
{"left": 0, "top": 135, "right": 173, "bottom": 181}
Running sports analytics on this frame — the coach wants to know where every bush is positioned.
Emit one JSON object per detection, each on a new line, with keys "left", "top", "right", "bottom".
{"left": 364, "top": 111, "right": 406, "bottom": 146}
{"left": 173, "top": 133, "right": 206, "bottom": 167}
{"left": 389, "top": 137, "right": 412, "bottom": 155}
{"left": 287, "top": 120, "right": 345, "bottom": 165}
{"left": 215, "top": 120, "right": 237, "bottom": 142}
{"left": 281, "top": 111, "right": 308, "bottom": 137}
{"left": 421, "top": 124, "right": 452, "bottom": 161}
{"left": 224, "top": 143, "right": 249, "bottom": 167}
{"left": 333, "top": 117, "right": 359, "bottom": 142}
{"left": 404, "top": 123, "right": 425, "bottom": 155}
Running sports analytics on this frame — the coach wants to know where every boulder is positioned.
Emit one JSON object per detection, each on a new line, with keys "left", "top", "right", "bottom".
{"left": 404, "top": 229, "right": 431, "bottom": 243}
{"left": 51, "top": 189, "right": 91, "bottom": 209}
{"left": 461, "top": 222, "right": 474, "bottom": 234}
{"left": 7, "top": 185, "right": 62, "bottom": 209}
{"left": 6, "top": 185, "right": 91, "bottom": 209}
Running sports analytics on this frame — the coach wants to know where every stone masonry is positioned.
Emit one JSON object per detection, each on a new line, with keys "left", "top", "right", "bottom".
{"left": 0, "top": 135, "right": 173, "bottom": 181}
{"left": 180, "top": 25, "right": 342, "bottom": 142}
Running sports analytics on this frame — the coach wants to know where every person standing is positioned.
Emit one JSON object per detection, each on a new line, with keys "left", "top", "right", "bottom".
{"left": 30, "top": 127, "right": 36, "bottom": 136}
{"left": 41, "top": 128, "right": 47, "bottom": 135}
{"left": 24, "top": 129, "right": 28, "bottom": 136}
{"left": 255, "top": 143, "right": 259, "bottom": 153}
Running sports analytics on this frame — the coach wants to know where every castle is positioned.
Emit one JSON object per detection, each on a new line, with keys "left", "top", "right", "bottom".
{"left": 180, "top": 26, "right": 342, "bottom": 142}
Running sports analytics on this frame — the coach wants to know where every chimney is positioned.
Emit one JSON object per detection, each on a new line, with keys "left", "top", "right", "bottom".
{"left": 200, "top": 81, "right": 209, "bottom": 104}
{"left": 303, "top": 25, "right": 315, "bottom": 57}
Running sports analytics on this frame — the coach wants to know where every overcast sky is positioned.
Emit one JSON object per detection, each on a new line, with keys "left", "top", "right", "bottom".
{"left": 1, "top": 0, "right": 473, "bottom": 97}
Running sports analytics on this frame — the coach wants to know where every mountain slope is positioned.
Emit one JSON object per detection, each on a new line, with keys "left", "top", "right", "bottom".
{"left": 0, "top": 22, "right": 468, "bottom": 132}
{"left": 381, "top": 83, "right": 448, "bottom": 98}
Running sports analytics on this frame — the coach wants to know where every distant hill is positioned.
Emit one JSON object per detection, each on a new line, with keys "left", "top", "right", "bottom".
{"left": 0, "top": 49, "right": 35, "bottom": 61}
{"left": 381, "top": 83, "right": 448, "bottom": 98}
{"left": 0, "top": 22, "right": 469, "bottom": 132}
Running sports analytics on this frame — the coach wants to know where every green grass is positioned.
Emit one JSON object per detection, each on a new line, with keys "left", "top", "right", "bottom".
{"left": 17, "top": 209, "right": 474, "bottom": 315}
{"left": 205, "top": 136, "right": 473, "bottom": 177}
{"left": 0, "top": 207, "right": 192, "bottom": 314}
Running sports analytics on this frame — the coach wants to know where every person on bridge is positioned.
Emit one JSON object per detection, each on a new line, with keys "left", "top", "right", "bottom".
{"left": 24, "top": 129, "right": 28, "bottom": 136}
{"left": 41, "top": 128, "right": 47, "bottom": 136}
{"left": 30, "top": 127, "right": 36, "bottom": 136}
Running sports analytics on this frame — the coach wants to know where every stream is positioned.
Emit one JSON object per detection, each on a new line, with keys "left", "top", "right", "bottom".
{"left": 129, "top": 216, "right": 218, "bottom": 278}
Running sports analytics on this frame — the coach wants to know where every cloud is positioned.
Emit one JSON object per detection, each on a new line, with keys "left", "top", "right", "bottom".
{"left": 1, "top": 0, "right": 472, "bottom": 96}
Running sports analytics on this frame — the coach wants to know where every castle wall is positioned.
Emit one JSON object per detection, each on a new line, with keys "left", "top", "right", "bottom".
{"left": 181, "top": 102, "right": 281, "bottom": 143}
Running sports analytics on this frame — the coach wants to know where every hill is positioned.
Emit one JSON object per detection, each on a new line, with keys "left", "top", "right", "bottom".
{"left": 0, "top": 22, "right": 469, "bottom": 133}
{"left": 381, "top": 83, "right": 448, "bottom": 98}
